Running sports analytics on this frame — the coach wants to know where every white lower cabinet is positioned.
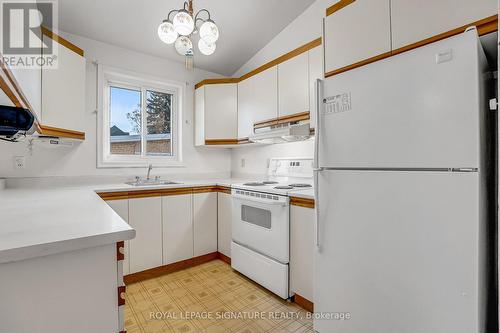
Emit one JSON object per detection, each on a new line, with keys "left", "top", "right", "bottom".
{"left": 193, "top": 192, "right": 218, "bottom": 256}
{"left": 106, "top": 199, "right": 130, "bottom": 275}
{"left": 162, "top": 194, "right": 193, "bottom": 264}
{"left": 217, "top": 192, "right": 232, "bottom": 258}
{"left": 290, "top": 205, "right": 314, "bottom": 302}
{"left": 128, "top": 197, "right": 163, "bottom": 273}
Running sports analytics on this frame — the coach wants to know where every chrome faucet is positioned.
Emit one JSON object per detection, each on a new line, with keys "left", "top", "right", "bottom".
{"left": 146, "top": 164, "right": 153, "bottom": 180}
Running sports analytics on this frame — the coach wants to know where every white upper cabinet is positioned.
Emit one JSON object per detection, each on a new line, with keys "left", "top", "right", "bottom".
{"left": 41, "top": 33, "right": 86, "bottom": 132}
{"left": 391, "top": 0, "right": 497, "bottom": 50}
{"left": 205, "top": 83, "right": 238, "bottom": 140}
{"left": 308, "top": 46, "right": 323, "bottom": 129}
{"left": 324, "top": 0, "right": 391, "bottom": 74}
{"left": 162, "top": 194, "right": 193, "bottom": 265}
{"left": 10, "top": 67, "right": 42, "bottom": 119}
{"left": 193, "top": 192, "right": 218, "bottom": 257}
{"left": 128, "top": 197, "right": 163, "bottom": 273}
{"left": 238, "top": 67, "right": 278, "bottom": 139}
{"left": 278, "top": 52, "right": 309, "bottom": 118}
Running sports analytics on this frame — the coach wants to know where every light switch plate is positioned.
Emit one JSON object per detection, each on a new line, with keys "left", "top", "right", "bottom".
{"left": 14, "top": 156, "right": 25, "bottom": 169}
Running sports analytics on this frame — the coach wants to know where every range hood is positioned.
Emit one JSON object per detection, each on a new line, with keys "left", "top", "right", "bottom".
{"left": 0, "top": 105, "right": 35, "bottom": 141}
{"left": 249, "top": 123, "right": 311, "bottom": 144}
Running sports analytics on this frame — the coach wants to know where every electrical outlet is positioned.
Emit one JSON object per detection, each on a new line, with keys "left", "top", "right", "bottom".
{"left": 14, "top": 156, "right": 25, "bottom": 169}
{"left": 241, "top": 158, "right": 245, "bottom": 168}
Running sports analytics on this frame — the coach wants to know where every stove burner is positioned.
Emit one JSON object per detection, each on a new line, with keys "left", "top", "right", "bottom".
{"left": 275, "top": 186, "right": 293, "bottom": 190}
{"left": 243, "top": 182, "right": 266, "bottom": 186}
{"left": 289, "top": 183, "right": 312, "bottom": 188}
{"left": 263, "top": 181, "right": 279, "bottom": 184}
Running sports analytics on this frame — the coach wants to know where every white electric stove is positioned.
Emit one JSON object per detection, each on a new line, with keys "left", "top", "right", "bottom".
{"left": 230, "top": 158, "right": 313, "bottom": 299}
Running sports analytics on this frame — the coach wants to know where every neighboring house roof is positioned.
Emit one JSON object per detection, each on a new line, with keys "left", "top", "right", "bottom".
{"left": 110, "top": 133, "right": 171, "bottom": 143}
{"left": 110, "top": 125, "right": 129, "bottom": 136}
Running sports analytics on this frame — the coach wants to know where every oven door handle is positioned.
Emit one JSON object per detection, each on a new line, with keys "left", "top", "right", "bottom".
{"left": 232, "top": 194, "right": 289, "bottom": 206}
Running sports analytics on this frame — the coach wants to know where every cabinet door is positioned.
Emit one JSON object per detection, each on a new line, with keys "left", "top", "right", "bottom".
{"left": 128, "top": 197, "right": 162, "bottom": 273}
{"left": 205, "top": 84, "right": 238, "bottom": 140}
{"left": 194, "top": 86, "right": 205, "bottom": 146}
{"left": 10, "top": 67, "right": 42, "bottom": 120}
{"left": 193, "top": 192, "right": 217, "bottom": 256}
{"left": 278, "top": 52, "right": 309, "bottom": 117}
{"left": 324, "top": 0, "right": 391, "bottom": 75}
{"left": 162, "top": 194, "right": 193, "bottom": 264}
{"left": 308, "top": 46, "right": 323, "bottom": 130}
{"left": 106, "top": 199, "right": 130, "bottom": 275}
{"left": 290, "top": 205, "right": 314, "bottom": 302}
{"left": 391, "top": 0, "right": 497, "bottom": 50}
{"left": 238, "top": 67, "right": 278, "bottom": 138}
{"left": 42, "top": 34, "right": 85, "bottom": 131}
{"left": 217, "top": 192, "right": 232, "bottom": 258}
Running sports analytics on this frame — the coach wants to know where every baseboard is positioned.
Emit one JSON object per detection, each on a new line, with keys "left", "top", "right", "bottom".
{"left": 217, "top": 252, "right": 231, "bottom": 264}
{"left": 293, "top": 293, "right": 314, "bottom": 312}
{"left": 124, "top": 252, "right": 218, "bottom": 284}
{"left": 124, "top": 252, "right": 232, "bottom": 284}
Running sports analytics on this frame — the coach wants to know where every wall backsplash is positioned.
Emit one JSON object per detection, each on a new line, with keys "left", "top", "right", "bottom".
{"left": 231, "top": 139, "right": 314, "bottom": 177}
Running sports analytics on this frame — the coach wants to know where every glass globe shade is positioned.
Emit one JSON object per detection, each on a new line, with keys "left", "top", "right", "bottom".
{"left": 157, "top": 20, "right": 178, "bottom": 44}
{"left": 198, "top": 38, "right": 216, "bottom": 56}
{"left": 175, "top": 36, "right": 193, "bottom": 56}
{"left": 199, "top": 20, "right": 219, "bottom": 44}
{"left": 173, "top": 10, "right": 194, "bottom": 36}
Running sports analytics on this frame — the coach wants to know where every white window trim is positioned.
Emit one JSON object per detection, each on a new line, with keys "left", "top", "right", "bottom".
{"left": 97, "top": 65, "right": 184, "bottom": 168}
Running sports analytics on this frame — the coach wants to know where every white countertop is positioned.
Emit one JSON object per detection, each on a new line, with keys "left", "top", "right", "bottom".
{"left": 0, "top": 177, "right": 313, "bottom": 265}
{"left": 288, "top": 188, "right": 314, "bottom": 200}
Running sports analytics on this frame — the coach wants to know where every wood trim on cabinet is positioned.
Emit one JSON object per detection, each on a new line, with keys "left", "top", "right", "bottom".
{"left": 160, "top": 187, "right": 194, "bottom": 196}
{"left": 194, "top": 38, "right": 322, "bottom": 89}
{"left": 194, "top": 78, "right": 239, "bottom": 90}
{"left": 124, "top": 252, "right": 219, "bottom": 284}
{"left": 118, "top": 285, "right": 126, "bottom": 306}
{"left": 254, "top": 111, "right": 311, "bottom": 130}
{"left": 37, "top": 124, "right": 86, "bottom": 140}
{"left": 216, "top": 186, "right": 232, "bottom": 195}
{"left": 392, "top": 14, "right": 498, "bottom": 56}
{"left": 0, "top": 74, "right": 22, "bottom": 107}
{"left": 326, "top": 0, "right": 355, "bottom": 17}
{"left": 239, "top": 38, "right": 322, "bottom": 82}
{"left": 98, "top": 191, "right": 130, "bottom": 201}
{"left": 290, "top": 196, "right": 315, "bottom": 209}
{"left": 293, "top": 294, "right": 314, "bottom": 312}
{"left": 217, "top": 252, "right": 231, "bottom": 265}
{"left": 41, "top": 26, "right": 84, "bottom": 57}
{"left": 205, "top": 139, "right": 240, "bottom": 145}
{"left": 117, "top": 241, "right": 125, "bottom": 261}
{"left": 192, "top": 186, "right": 220, "bottom": 194}
{"left": 325, "top": 51, "right": 393, "bottom": 78}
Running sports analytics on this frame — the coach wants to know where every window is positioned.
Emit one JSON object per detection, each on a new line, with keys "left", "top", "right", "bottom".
{"left": 98, "top": 67, "right": 183, "bottom": 167}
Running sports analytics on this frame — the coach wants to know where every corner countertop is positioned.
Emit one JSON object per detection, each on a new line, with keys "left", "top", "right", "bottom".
{"left": 288, "top": 188, "right": 314, "bottom": 200}
{"left": 0, "top": 177, "right": 313, "bottom": 265}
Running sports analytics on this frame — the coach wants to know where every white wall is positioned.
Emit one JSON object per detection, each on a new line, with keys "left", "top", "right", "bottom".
{"left": 231, "top": 0, "right": 327, "bottom": 175}
{"left": 0, "top": 33, "right": 231, "bottom": 179}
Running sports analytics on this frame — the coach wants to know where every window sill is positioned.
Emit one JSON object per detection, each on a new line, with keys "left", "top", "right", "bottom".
{"left": 97, "top": 160, "right": 185, "bottom": 169}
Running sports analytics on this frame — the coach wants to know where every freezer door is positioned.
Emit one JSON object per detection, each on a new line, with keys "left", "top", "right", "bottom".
{"left": 314, "top": 170, "right": 482, "bottom": 333}
{"left": 318, "top": 31, "right": 485, "bottom": 169}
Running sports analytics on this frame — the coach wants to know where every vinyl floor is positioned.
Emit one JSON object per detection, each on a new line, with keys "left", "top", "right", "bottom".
{"left": 125, "top": 259, "right": 313, "bottom": 333}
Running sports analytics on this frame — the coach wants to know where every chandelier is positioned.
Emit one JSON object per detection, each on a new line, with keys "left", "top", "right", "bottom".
{"left": 157, "top": 0, "right": 219, "bottom": 70}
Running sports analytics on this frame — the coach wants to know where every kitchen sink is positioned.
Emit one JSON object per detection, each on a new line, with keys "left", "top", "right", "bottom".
{"left": 125, "top": 179, "right": 181, "bottom": 187}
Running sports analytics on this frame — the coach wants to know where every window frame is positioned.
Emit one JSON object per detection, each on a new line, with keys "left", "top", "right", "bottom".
{"left": 97, "top": 66, "right": 184, "bottom": 168}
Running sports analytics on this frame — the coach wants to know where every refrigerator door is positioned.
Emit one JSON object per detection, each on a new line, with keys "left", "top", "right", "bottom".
{"left": 314, "top": 170, "right": 482, "bottom": 333}
{"left": 318, "top": 30, "right": 486, "bottom": 169}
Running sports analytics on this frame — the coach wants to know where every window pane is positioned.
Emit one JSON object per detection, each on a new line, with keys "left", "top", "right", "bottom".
{"left": 146, "top": 90, "right": 172, "bottom": 156}
{"left": 109, "top": 86, "right": 142, "bottom": 156}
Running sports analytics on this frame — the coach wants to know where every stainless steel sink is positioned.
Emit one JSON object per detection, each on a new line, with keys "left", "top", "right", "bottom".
{"left": 125, "top": 178, "right": 181, "bottom": 187}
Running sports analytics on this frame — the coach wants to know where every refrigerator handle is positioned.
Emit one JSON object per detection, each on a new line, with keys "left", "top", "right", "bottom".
{"left": 313, "top": 79, "right": 323, "bottom": 249}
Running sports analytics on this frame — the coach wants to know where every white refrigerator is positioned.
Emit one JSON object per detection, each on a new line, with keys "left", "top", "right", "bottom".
{"left": 314, "top": 29, "right": 496, "bottom": 333}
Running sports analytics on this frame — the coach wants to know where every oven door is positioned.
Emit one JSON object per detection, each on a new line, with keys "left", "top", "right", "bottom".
{"left": 231, "top": 189, "right": 290, "bottom": 264}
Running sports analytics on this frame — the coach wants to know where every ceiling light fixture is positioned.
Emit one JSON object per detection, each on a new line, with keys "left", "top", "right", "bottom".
{"left": 158, "top": 0, "right": 219, "bottom": 70}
